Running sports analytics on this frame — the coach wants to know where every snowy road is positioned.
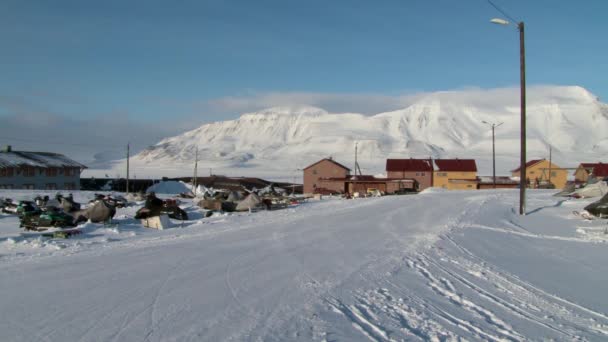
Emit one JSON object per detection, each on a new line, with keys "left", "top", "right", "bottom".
{"left": 1, "top": 190, "right": 608, "bottom": 341}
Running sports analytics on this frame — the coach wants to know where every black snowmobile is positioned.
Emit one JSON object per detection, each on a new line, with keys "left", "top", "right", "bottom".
{"left": 583, "top": 193, "right": 608, "bottom": 218}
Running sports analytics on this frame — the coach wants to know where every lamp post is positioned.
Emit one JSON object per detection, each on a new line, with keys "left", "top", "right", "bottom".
{"left": 491, "top": 18, "right": 526, "bottom": 215}
{"left": 482, "top": 121, "right": 503, "bottom": 188}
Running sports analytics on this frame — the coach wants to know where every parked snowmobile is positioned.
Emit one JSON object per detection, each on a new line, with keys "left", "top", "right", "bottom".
{"left": 19, "top": 207, "right": 76, "bottom": 230}
{"left": 3, "top": 200, "right": 40, "bottom": 216}
{"left": 583, "top": 193, "right": 608, "bottom": 218}
{"left": 135, "top": 192, "right": 188, "bottom": 220}
{"left": 1, "top": 198, "right": 17, "bottom": 214}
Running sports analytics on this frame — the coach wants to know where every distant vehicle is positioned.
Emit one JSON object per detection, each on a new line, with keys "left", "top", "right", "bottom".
{"left": 367, "top": 188, "right": 383, "bottom": 197}
{"left": 393, "top": 188, "right": 416, "bottom": 195}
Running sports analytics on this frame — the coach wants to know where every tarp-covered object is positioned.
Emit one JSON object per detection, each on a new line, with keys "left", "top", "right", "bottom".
{"left": 226, "top": 191, "right": 244, "bottom": 202}
{"left": 125, "top": 192, "right": 146, "bottom": 202}
{"left": 74, "top": 200, "right": 116, "bottom": 223}
{"left": 553, "top": 183, "right": 576, "bottom": 197}
{"left": 583, "top": 193, "right": 608, "bottom": 218}
{"left": 235, "top": 193, "right": 263, "bottom": 211}
{"left": 572, "top": 181, "right": 608, "bottom": 198}
{"left": 146, "top": 181, "right": 191, "bottom": 195}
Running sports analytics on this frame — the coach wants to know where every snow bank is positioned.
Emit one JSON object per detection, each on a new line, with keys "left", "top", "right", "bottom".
{"left": 146, "top": 180, "right": 191, "bottom": 194}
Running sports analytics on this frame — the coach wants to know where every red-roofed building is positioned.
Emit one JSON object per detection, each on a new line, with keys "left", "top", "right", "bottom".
{"left": 574, "top": 162, "right": 608, "bottom": 184}
{"left": 386, "top": 158, "right": 433, "bottom": 190}
{"left": 318, "top": 175, "right": 417, "bottom": 194}
{"left": 510, "top": 159, "right": 568, "bottom": 189}
{"left": 433, "top": 159, "right": 478, "bottom": 190}
{"left": 303, "top": 158, "right": 350, "bottom": 194}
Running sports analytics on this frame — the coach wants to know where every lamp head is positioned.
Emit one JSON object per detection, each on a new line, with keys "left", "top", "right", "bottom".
{"left": 490, "top": 18, "right": 510, "bottom": 25}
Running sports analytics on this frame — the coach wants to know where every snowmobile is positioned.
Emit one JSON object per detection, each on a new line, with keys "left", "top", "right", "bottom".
{"left": 135, "top": 193, "right": 188, "bottom": 220}
{"left": 19, "top": 207, "right": 76, "bottom": 230}
{"left": 2, "top": 200, "right": 40, "bottom": 216}
{"left": 582, "top": 193, "right": 608, "bottom": 218}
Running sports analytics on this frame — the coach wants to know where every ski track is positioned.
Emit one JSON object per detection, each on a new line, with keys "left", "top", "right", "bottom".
{"left": 314, "top": 193, "right": 608, "bottom": 341}
{"left": 3, "top": 192, "right": 608, "bottom": 340}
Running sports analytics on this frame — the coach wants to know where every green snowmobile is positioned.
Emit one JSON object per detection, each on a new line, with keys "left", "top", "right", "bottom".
{"left": 20, "top": 208, "right": 76, "bottom": 230}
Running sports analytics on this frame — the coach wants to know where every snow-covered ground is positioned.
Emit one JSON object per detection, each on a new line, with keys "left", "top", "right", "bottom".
{"left": 1, "top": 189, "right": 608, "bottom": 341}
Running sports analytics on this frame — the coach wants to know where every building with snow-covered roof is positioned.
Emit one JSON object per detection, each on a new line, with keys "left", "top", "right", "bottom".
{"left": 433, "top": 159, "right": 478, "bottom": 190}
{"left": 511, "top": 159, "right": 567, "bottom": 189}
{"left": 0, "top": 145, "right": 87, "bottom": 190}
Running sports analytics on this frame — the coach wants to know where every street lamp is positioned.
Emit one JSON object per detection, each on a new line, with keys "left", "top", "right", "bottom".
{"left": 482, "top": 121, "right": 503, "bottom": 189}
{"left": 491, "top": 17, "right": 526, "bottom": 215}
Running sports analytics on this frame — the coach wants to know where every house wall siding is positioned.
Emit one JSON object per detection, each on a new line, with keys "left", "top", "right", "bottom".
{"left": 433, "top": 171, "right": 477, "bottom": 190}
{"left": 511, "top": 160, "right": 568, "bottom": 189}
{"left": 574, "top": 166, "right": 589, "bottom": 183}
{"left": 0, "top": 167, "right": 81, "bottom": 190}
{"left": 386, "top": 171, "right": 432, "bottom": 190}
{"left": 303, "top": 160, "right": 349, "bottom": 194}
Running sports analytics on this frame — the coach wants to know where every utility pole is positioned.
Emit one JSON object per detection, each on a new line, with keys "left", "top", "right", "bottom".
{"left": 126, "top": 142, "right": 130, "bottom": 195}
{"left": 482, "top": 121, "right": 503, "bottom": 189}
{"left": 353, "top": 142, "right": 359, "bottom": 194}
{"left": 193, "top": 147, "right": 198, "bottom": 195}
{"left": 519, "top": 21, "right": 527, "bottom": 215}
{"left": 548, "top": 145, "right": 552, "bottom": 184}
{"left": 489, "top": 1, "right": 527, "bottom": 215}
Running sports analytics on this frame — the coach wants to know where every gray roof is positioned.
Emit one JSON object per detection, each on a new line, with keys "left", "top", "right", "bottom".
{"left": 0, "top": 151, "right": 87, "bottom": 169}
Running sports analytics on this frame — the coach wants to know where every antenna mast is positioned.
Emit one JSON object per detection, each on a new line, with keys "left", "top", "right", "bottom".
{"left": 126, "top": 142, "right": 130, "bottom": 194}
{"left": 193, "top": 147, "right": 199, "bottom": 195}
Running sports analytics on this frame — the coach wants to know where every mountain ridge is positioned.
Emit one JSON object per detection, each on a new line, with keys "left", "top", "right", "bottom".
{"left": 113, "top": 85, "right": 608, "bottom": 179}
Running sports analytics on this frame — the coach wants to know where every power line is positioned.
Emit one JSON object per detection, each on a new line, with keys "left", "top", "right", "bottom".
{"left": 486, "top": 0, "right": 519, "bottom": 24}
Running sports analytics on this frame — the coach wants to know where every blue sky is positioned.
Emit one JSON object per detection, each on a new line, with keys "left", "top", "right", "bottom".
{"left": 1, "top": 0, "right": 606, "bottom": 160}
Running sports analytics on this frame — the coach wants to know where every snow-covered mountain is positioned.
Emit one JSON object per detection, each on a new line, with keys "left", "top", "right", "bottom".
{"left": 117, "top": 86, "right": 608, "bottom": 179}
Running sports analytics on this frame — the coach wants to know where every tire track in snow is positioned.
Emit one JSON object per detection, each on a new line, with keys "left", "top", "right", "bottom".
{"left": 420, "top": 253, "right": 580, "bottom": 339}
{"left": 324, "top": 296, "right": 396, "bottom": 342}
{"left": 441, "top": 233, "right": 608, "bottom": 338}
{"left": 407, "top": 257, "right": 524, "bottom": 341}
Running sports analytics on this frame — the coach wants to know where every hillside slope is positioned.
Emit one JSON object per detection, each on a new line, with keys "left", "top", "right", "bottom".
{"left": 119, "top": 86, "right": 608, "bottom": 179}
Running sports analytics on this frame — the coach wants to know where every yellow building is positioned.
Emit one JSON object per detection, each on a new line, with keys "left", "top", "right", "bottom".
{"left": 432, "top": 159, "right": 478, "bottom": 190}
{"left": 573, "top": 162, "right": 608, "bottom": 184}
{"left": 510, "top": 159, "right": 568, "bottom": 189}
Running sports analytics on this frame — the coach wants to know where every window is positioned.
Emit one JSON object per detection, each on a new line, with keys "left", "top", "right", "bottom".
{"left": 45, "top": 183, "right": 57, "bottom": 190}
{"left": 64, "top": 183, "right": 76, "bottom": 190}
{"left": 415, "top": 172, "right": 420, "bottom": 176}
{"left": 467, "top": 185, "right": 473, "bottom": 188}
{"left": 0, "top": 184, "right": 13, "bottom": 189}
{"left": 551, "top": 171, "right": 557, "bottom": 177}
{"left": 421, "top": 172, "right": 425, "bottom": 176}
{"left": 437, "top": 172, "right": 447, "bottom": 177}
{"left": 21, "top": 166, "right": 35, "bottom": 177}
{"left": 22, "top": 184, "right": 34, "bottom": 189}
{"left": 312, "top": 169, "right": 317, "bottom": 175}
{"left": 45, "top": 167, "right": 58, "bottom": 177}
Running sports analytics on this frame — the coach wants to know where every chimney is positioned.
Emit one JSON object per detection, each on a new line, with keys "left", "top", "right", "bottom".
{"left": 3, "top": 145, "right": 11, "bottom": 152}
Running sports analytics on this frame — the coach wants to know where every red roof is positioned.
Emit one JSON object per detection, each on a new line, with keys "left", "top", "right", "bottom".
{"left": 579, "top": 162, "right": 608, "bottom": 177}
{"left": 303, "top": 158, "right": 351, "bottom": 171}
{"left": 434, "top": 159, "right": 477, "bottom": 172}
{"left": 386, "top": 159, "right": 433, "bottom": 172}
{"left": 511, "top": 159, "right": 544, "bottom": 173}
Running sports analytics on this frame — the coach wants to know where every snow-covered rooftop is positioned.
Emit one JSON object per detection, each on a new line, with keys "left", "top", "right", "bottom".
{"left": 0, "top": 151, "right": 87, "bottom": 169}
